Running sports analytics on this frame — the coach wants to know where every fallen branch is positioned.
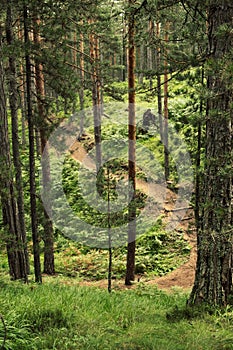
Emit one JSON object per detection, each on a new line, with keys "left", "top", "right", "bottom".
{"left": 164, "top": 206, "right": 192, "bottom": 212}
{"left": 181, "top": 216, "right": 194, "bottom": 221}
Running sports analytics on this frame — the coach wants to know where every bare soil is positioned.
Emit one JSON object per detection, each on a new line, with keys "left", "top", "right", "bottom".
{"left": 147, "top": 231, "right": 196, "bottom": 291}
{"left": 76, "top": 229, "right": 196, "bottom": 291}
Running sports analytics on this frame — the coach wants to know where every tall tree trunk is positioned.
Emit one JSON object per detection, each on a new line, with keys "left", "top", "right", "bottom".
{"left": 89, "top": 20, "right": 103, "bottom": 198}
{"left": 148, "top": 19, "right": 154, "bottom": 90}
{"left": 125, "top": 0, "right": 136, "bottom": 286}
{"left": 194, "top": 66, "right": 204, "bottom": 231}
{"left": 33, "top": 15, "right": 55, "bottom": 275}
{"left": 17, "top": 20, "right": 27, "bottom": 148}
{"left": 72, "top": 29, "right": 78, "bottom": 114}
{"left": 89, "top": 20, "right": 102, "bottom": 172}
{"left": 19, "top": 64, "right": 27, "bottom": 148}
{"left": 122, "top": 15, "right": 127, "bottom": 82}
{"left": 78, "top": 26, "right": 85, "bottom": 139}
{"left": 35, "top": 127, "right": 41, "bottom": 157}
{"left": 107, "top": 168, "right": 112, "bottom": 293}
{"left": 163, "top": 23, "right": 169, "bottom": 182}
{"left": 6, "top": 2, "right": 30, "bottom": 274}
{"left": 188, "top": 1, "right": 233, "bottom": 306}
{"left": 79, "top": 29, "right": 85, "bottom": 108}
{"left": 24, "top": 5, "right": 42, "bottom": 283}
{"left": 0, "top": 26, "right": 28, "bottom": 282}
{"left": 156, "top": 22, "right": 163, "bottom": 142}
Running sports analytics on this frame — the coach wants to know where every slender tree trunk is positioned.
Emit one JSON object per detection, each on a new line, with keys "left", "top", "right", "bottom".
{"left": 89, "top": 20, "right": 102, "bottom": 172}
{"left": 33, "top": 15, "right": 55, "bottom": 275}
{"left": 148, "top": 19, "right": 154, "bottom": 90}
{"left": 122, "top": 16, "right": 127, "bottom": 82}
{"left": 40, "top": 137, "right": 55, "bottom": 275}
{"left": 72, "top": 29, "right": 78, "bottom": 114}
{"left": 79, "top": 29, "right": 85, "bottom": 107}
{"left": 24, "top": 5, "right": 42, "bottom": 283}
{"left": 78, "top": 27, "right": 85, "bottom": 139}
{"left": 163, "top": 23, "right": 169, "bottom": 182}
{"left": 107, "top": 168, "right": 112, "bottom": 293}
{"left": 125, "top": 0, "right": 136, "bottom": 285}
{"left": 194, "top": 66, "right": 204, "bottom": 230}
{"left": 188, "top": 1, "right": 233, "bottom": 306}
{"left": 6, "top": 3, "right": 30, "bottom": 274}
{"left": 19, "top": 64, "right": 27, "bottom": 148}
{"left": 156, "top": 22, "right": 163, "bottom": 142}
{"left": 17, "top": 20, "right": 27, "bottom": 148}
{"left": 0, "top": 26, "right": 28, "bottom": 282}
{"left": 35, "top": 127, "right": 41, "bottom": 157}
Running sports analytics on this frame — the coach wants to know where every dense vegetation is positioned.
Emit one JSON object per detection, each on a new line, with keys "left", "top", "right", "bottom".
{"left": 0, "top": 0, "right": 233, "bottom": 348}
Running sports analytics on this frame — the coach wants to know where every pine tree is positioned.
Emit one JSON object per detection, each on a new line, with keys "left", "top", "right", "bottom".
{"left": 24, "top": 4, "right": 42, "bottom": 283}
{"left": 125, "top": 0, "right": 136, "bottom": 286}
{"left": 0, "top": 22, "right": 28, "bottom": 282}
{"left": 188, "top": 0, "right": 233, "bottom": 306}
{"left": 163, "top": 22, "right": 169, "bottom": 182}
{"left": 33, "top": 13, "right": 55, "bottom": 275}
{"left": 5, "top": 1, "right": 30, "bottom": 274}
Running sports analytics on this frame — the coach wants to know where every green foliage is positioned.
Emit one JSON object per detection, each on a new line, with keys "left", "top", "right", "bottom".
{"left": 104, "top": 82, "right": 128, "bottom": 102}
{"left": 47, "top": 118, "right": 192, "bottom": 280}
{"left": 52, "top": 216, "right": 190, "bottom": 281}
{"left": 135, "top": 222, "right": 190, "bottom": 276}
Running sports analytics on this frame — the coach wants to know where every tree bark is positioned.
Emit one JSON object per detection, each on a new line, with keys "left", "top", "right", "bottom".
{"left": 24, "top": 5, "right": 42, "bottom": 283}
{"left": 89, "top": 20, "right": 104, "bottom": 200}
{"left": 17, "top": 20, "right": 27, "bottom": 148}
{"left": 188, "top": 1, "right": 233, "bottom": 306}
{"left": 194, "top": 66, "right": 204, "bottom": 231}
{"left": 33, "top": 15, "right": 55, "bottom": 275}
{"left": 148, "top": 19, "right": 154, "bottom": 90}
{"left": 125, "top": 0, "right": 136, "bottom": 286}
{"left": 6, "top": 2, "right": 30, "bottom": 274}
{"left": 163, "top": 22, "right": 169, "bottom": 182}
{"left": 89, "top": 20, "right": 102, "bottom": 172}
{"left": 121, "top": 15, "right": 127, "bottom": 82}
{"left": 156, "top": 22, "right": 163, "bottom": 142}
{"left": 78, "top": 25, "right": 85, "bottom": 139}
{"left": 0, "top": 25, "right": 28, "bottom": 282}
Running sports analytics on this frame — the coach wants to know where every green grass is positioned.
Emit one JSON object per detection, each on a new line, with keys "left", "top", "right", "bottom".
{"left": 1, "top": 277, "right": 233, "bottom": 349}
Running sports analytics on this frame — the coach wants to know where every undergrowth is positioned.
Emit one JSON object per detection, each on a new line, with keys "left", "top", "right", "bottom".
{"left": 53, "top": 218, "right": 190, "bottom": 281}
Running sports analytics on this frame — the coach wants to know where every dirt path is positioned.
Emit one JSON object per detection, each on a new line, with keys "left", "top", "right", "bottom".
{"left": 147, "top": 231, "right": 196, "bottom": 290}
{"left": 67, "top": 139, "right": 197, "bottom": 291}
{"left": 76, "top": 229, "right": 196, "bottom": 291}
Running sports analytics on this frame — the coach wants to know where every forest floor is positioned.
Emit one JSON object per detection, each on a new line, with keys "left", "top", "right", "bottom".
{"left": 77, "top": 214, "right": 197, "bottom": 292}
{"left": 148, "top": 220, "right": 196, "bottom": 291}
{"left": 68, "top": 138, "right": 197, "bottom": 292}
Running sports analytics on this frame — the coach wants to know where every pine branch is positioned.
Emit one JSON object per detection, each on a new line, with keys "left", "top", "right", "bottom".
{"left": 66, "top": 43, "right": 93, "bottom": 62}
{"left": 137, "top": 68, "right": 185, "bottom": 95}
{"left": 65, "top": 61, "right": 95, "bottom": 77}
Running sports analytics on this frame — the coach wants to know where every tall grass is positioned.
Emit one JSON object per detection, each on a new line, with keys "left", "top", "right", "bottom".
{"left": 1, "top": 276, "right": 233, "bottom": 349}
